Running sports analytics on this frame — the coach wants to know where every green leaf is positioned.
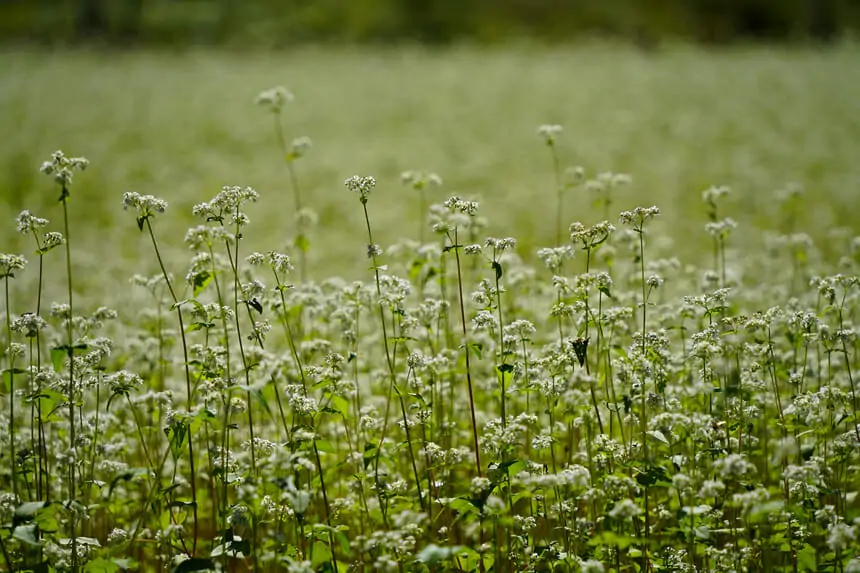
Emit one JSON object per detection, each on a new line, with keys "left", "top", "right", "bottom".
{"left": 310, "top": 540, "right": 332, "bottom": 570}
{"left": 14, "top": 501, "right": 48, "bottom": 525}
{"left": 587, "top": 531, "right": 636, "bottom": 550}
{"left": 797, "top": 544, "right": 817, "bottom": 572}
{"left": 191, "top": 271, "right": 212, "bottom": 297}
{"left": 647, "top": 429, "right": 670, "bottom": 446}
{"left": 468, "top": 342, "right": 483, "bottom": 360}
{"left": 315, "top": 439, "right": 334, "bottom": 453}
{"left": 598, "top": 284, "right": 612, "bottom": 298}
{"left": 492, "top": 260, "right": 503, "bottom": 281}
{"left": 51, "top": 346, "right": 69, "bottom": 371}
{"left": 497, "top": 363, "right": 514, "bottom": 374}
{"left": 85, "top": 558, "right": 120, "bottom": 573}
{"left": 294, "top": 234, "right": 310, "bottom": 253}
{"left": 172, "top": 558, "right": 215, "bottom": 573}
{"left": 444, "top": 497, "right": 478, "bottom": 515}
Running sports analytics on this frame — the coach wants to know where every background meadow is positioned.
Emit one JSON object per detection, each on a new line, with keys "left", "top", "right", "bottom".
{"left": 2, "top": 18, "right": 860, "bottom": 573}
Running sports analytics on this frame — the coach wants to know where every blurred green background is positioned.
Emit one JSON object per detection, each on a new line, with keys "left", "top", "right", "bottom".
{"left": 1, "top": 0, "right": 858, "bottom": 46}
{"left": 1, "top": 1, "right": 859, "bottom": 302}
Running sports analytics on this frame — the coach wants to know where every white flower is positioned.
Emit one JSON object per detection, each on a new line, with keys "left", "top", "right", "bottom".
{"left": 608, "top": 498, "right": 641, "bottom": 520}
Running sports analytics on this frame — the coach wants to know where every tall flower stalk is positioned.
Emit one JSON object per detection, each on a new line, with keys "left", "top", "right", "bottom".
{"left": 15, "top": 212, "right": 64, "bottom": 500}
{"left": 122, "top": 191, "right": 199, "bottom": 555}
{"left": 257, "top": 87, "right": 313, "bottom": 284}
{"left": 346, "top": 175, "right": 426, "bottom": 511}
{"left": 40, "top": 150, "right": 88, "bottom": 569}
{"left": 619, "top": 205, "right": 660, "bottom": 568}
{"left": 436, "top": 195, "right": 483, "bottom": 476}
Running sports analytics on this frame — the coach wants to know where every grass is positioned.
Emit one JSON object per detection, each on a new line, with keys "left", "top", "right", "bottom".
{"left": 1, "top": 43, "right": 860, "bottom": 572}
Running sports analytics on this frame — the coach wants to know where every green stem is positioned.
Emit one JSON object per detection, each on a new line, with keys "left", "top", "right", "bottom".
{"left": 144, "top": 217, "right": 199, "bottom": 554}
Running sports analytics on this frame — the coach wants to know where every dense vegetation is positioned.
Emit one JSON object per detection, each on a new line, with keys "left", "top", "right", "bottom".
{"left": 1, "top": 46, "right": 859, "bottom": 572}
{"left": 1, "top": 0, "right": 857, "bottom": 47}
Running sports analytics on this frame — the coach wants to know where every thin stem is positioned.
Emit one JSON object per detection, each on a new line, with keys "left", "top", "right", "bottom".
{"left": 4, "top": 278, "right": 18, "bottom": 500}
{"left": 61, "top": 191, "right": 78, "bottom": 571}
{"left": 144, "top": 217, "right": 199, "bottom": 554}
{"left": 361, "top": 200, "right": 425, "bottom": 510}
{"left": 451, "top": 228, "right": 482, "bottom": 476}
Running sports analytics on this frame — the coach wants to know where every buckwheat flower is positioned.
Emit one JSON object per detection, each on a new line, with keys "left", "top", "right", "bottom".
{"left": 506, "top": 319, "right": 536, "bottom": 340}
{"left": 443, "top": 195, "right": 479, "bottom": 215}
{"left": 243, "top": 438, "right": 277, "bottom": 457}
{"left": 241, "top": 279, "right": 266, "bottom": 301}
{"left": 255, "top": 86, "right": 294, "bottom": 113}
{"left": 473, "top": 310, "right": 497, "bottom": 331}
{"left": 532, "top": 433, "right": 553, "bottom": 450}
{"left": 570, "top": 221, "right": 616, "bottom": 248}
{"left": 16, "top": 210, "right": 49, "bottom": 234}
{"left": 619, "top": 206, "right": 661, "bottom": 229}
{"left": 40, "top": 150, "right": 89, "bottom": 187}
{"left": 122, "top": 192, "right": 168, "bottom": 219}
{"left": 407, "top": 350, "right": 426, "bottom": 370}
{"left": 367, "top": 243, "right": 383, "bottom": 258}
{"left": 537, "top": 124, "right": 563, "bottom": 145}
{"left": 229, "top": 397, "right": 246, "bottom": 414}
{"left": 7, "top": 342, "right": 24, "bottom": 360}
{"left": 49, "top": 307, "right": 71, "bottom": 330}
{"left": 401, "top": 170, "right": 443, "bottom": 190}
{"left": 184, "top": 224, "right": 232, "bottom": 250}
{"left": 485, "top": 237, "right": 516, "bottom": 251}
{"left": 608, "top": 499, "right": 641, "bottom": 520}
{"left": 107, "top": 528, "right": 128, "bottom": 544}
{"left": 581, "top": 559, "right": 605, "bottom": 573}
{"left": 42, "top": 232, "right": 64, "bottom": 251}
{"left": 732, "top": 487, "right": 770, "bottom": 514}
{"left": 671, "top": 473, "right": 691, "bottom": 493}
{"left": 289, "top": 136, "right": 312, "bottom": 160}
{"left": 827, "top": 521, "right": 856, "bottom": 552}
{"left": 11, "top": 313, "right": 47, "bottom": 338}
{"left": 558, "top": 465, "right": 590, "bottom": 488}
{"left": 464, "top": 244, "right": 483, "bottom": 255}
{"left": 646, "top": 275, "right": 664, "bottom": 288}
{"left": 537, "top": 246, "right": 574, "bottom": 272}
{"left": 705, "top": 218, "right": 738, "bottom": 239}
{"left": 345, "top": 175, "right": 376, "bottom": 203}
{"left": 698, "top": 479, "right": 725, "bottom": 498}
{"left": 246, "top": 252, "right": 265, "bottom": 266}
{"left": 263, "top": 251, "right": 293, "bottom": 275}
{"left": 846, "top": 559, "right": 860, "bottom": 573}
{"left": 702, "top": 185, "right": 730, "bottom": 206}
{"left": 0, "top": 253, "right": 27, "bottom": 278}
{"left": 104, "top": 370, "right": 143, "bottom": 397}
{"left": 471, "top": 476, "right": 491, "bottom": 495}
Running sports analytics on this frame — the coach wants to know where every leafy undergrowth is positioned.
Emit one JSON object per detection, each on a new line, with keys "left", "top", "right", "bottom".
{"left": 1, "top": 88, "right": 859, "bottom": 573}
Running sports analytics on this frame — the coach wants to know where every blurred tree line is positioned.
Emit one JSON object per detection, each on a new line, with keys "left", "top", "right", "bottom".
{"left": 0, "top": 0, "right": 857, "bottom": 46}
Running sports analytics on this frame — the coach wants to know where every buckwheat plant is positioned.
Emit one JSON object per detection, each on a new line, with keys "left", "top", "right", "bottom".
{"left": 619, "top": 204, "right": 660, "bottom": 568}
{"left": 41, "top": 150, "right": 88, "bottom": 569}
{"left": 401, "top": 170, "right": 443, "bottom": 244}
{"left": 435, "top": 195, "right": 483, "bottom": 477}
{"left": 1, "top": 253, "right": 27, "bottom": 500}
{"left": 257, "top": 86, "right": 313, "bottom": 283}
{"left": 346, "top": 174, "right": 425, "bottom": 526}
{"left": 6, "top": 117, "right": 860, "bottom": 573}
{"left": 536, "top": 124, "right": 565, "bottom": 245}
{"left": 122, "top": 190, "right": 200, "bottom": 554}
